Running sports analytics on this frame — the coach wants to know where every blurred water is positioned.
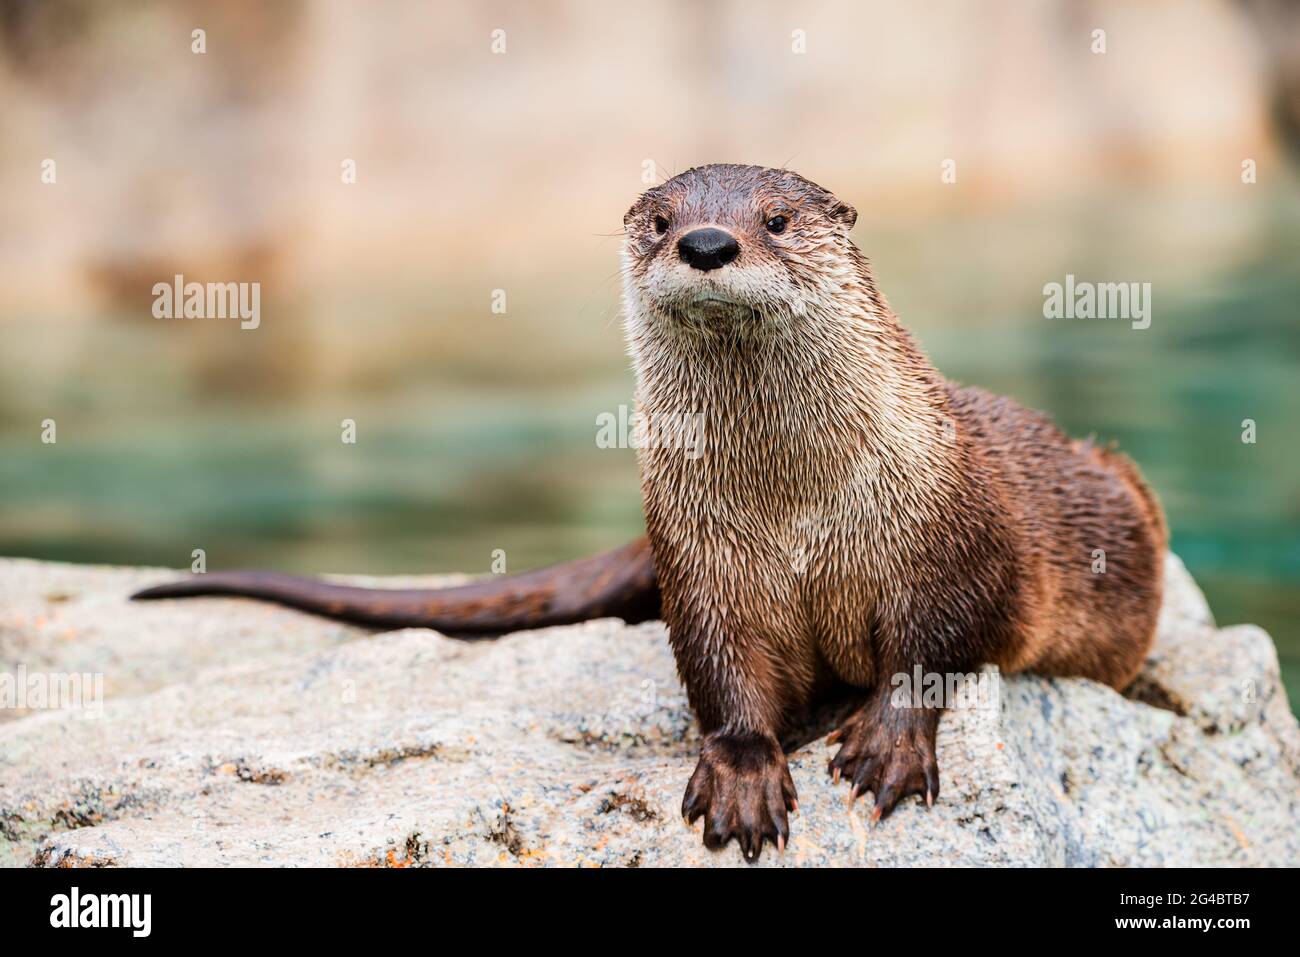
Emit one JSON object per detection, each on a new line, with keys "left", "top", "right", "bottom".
{"left": 1, "top": 190, "right": 1296, "bottom": 710}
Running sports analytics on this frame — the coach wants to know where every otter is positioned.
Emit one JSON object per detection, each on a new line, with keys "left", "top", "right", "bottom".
{"left": 133, "top": 164, "right": 1167, "bottom": 861}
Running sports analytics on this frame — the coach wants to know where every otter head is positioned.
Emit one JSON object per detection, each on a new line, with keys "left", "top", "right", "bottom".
{"left": 621, "top": 164, "right": 860, "bottom": 336}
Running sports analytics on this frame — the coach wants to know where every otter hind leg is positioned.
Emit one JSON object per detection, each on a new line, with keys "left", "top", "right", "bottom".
{"left": 1013, "top": 456, "right": 1166, "bottom": 692}
{"left": 1015, "top": 608, "right": 1159, "bottom": 692}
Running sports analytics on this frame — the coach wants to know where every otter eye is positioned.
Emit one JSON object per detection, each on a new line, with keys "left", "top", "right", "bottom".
{"left": 766, "top": 214, "right": 788, "bottom": 234}
{"left": 654, "top": 215, "right": 670, "bottom": 235}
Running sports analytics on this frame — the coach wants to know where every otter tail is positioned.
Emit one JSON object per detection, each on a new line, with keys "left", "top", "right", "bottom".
{"left": 130, "top": 537, "right": 659, "bottom": 636}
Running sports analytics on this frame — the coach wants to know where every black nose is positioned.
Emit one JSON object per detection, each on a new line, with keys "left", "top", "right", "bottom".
{"left": 677, "top": 228, "right": 740, "bottom": 271}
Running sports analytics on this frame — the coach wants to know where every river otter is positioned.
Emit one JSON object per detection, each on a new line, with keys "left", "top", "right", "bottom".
{"left": 133, "top": 164, "right": 1167, "bottom": 861}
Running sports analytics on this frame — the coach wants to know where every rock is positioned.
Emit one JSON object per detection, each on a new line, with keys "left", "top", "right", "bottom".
{"left": 0, "top": 554, "right": 1296, "bottom": 867}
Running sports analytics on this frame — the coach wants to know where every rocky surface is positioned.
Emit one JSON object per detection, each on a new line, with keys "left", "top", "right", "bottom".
{"left": 1, "top": 554, "right": 1297, "bottom": 867}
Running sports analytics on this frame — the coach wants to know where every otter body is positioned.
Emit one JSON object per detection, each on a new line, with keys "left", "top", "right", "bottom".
{"left": 134, "top": 164, "right": 1166, "bottom": 862}
{"left": 616, "top": 165, "right": 1165, "bottom": 858}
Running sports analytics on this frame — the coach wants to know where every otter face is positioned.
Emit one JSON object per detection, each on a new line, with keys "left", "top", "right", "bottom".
{"left": 622, "top": 164, "right": 859, "bottom": 333}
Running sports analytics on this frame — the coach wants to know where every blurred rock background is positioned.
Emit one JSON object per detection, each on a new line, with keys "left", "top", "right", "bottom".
{"left": 0, "top": 0, "right": 1296, "bottom": 704}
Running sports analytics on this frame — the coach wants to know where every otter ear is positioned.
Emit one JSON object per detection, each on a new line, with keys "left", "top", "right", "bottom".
{"left": 830, "top": 200, "right": 857, "bottom": 229}
{"left": 623, "top": 196, "right": 647, "bottom": 228}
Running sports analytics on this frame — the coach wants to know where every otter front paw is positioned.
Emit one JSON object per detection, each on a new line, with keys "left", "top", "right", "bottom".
{"left": 682, "top": 731, "right": 797, "bottom": 861}
{"left": 827, "top": 695, "right": 940, "bottom": 822}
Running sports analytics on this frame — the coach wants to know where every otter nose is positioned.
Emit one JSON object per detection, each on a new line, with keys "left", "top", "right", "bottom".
{"left": 677, "top": 228, "right": 740, "bottom": 271}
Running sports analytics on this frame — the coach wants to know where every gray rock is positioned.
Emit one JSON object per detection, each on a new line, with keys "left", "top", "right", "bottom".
{"left": 0, "top": 554, "right": 1296, "bottom": 867}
